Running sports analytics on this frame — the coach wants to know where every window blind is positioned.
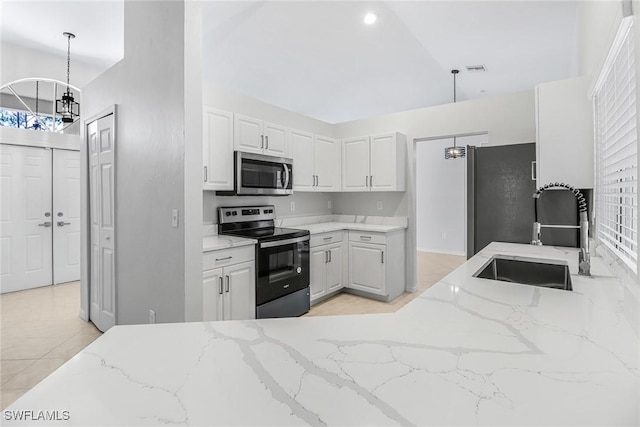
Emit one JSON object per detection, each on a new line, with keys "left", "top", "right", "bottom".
{"left": 594, "top": 20, "right": 638, "bottom": 273}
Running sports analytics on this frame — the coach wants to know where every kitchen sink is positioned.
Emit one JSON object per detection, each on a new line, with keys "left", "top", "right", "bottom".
{"left": 474, "top": 255, "right": 572, "bottom": 291}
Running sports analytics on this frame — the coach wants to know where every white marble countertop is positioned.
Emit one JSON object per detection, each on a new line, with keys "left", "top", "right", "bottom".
{"left": 203, "top": 235, "right": 256, "bottom": 252}
{"left": 6, "top": 243, "right": 639, "bottom": 426}
{"left": 292, "top": 221, "right": 406, "bottom": 234}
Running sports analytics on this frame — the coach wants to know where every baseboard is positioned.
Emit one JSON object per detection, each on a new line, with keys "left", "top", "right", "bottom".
{"left": 417, "top": 247, "right": 466, "bottom": 256}
{"left": 78, "top": 309, "right": 88, "bottom": 321}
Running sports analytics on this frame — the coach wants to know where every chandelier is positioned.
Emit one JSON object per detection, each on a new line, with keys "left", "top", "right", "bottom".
{"left": 56, "top": 32, "right": 79, "bottom": 123}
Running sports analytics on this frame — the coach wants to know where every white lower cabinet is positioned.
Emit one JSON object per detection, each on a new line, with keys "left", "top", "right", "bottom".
{"left": 347, "top": 230, "right": 405, "bottom": 301}
{"left": 309, "top": 232, "right": 345, "bottom": 303}
{"left": 203, "top": 246, "right": 255, "bottom": 321}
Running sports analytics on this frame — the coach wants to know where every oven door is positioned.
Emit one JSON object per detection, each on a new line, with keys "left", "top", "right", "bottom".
{"left": 237, "top": 152, "right": 293, "bottom": 195}
{"left": 256, "top": 236, "right": 309, "bottom": 305}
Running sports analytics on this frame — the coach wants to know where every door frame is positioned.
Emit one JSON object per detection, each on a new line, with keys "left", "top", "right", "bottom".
{"left": 408, "top": 131, "right": 488, "bottom": 292}
{"left": 80, "top": 105, "right": 117, "bottom": 323}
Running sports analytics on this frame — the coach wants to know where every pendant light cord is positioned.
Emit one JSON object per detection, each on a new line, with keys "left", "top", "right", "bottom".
{"left": 66, "top": 34, "right": 71, "bottom": 93}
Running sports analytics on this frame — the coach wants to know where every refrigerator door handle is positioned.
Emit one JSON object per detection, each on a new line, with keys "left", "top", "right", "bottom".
{"left": 531, "top": 161, "right": 537, "bottom": 181}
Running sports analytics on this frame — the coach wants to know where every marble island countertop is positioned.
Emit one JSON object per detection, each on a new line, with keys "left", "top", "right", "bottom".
{"left": 6, "top": 243, "right": 639, "bottom": 426}
{"left": 292, "top": 221, "right": 406, "bottom": 234}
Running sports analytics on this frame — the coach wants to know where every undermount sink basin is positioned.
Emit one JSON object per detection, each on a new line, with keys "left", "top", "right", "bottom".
{"left": 474, "top": 255, "right": 572, "bottom": 291}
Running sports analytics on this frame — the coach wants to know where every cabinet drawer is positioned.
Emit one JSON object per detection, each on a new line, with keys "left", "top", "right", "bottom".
{"left": 203, "top": 245, "right": 254, "bottom": 271}
{"left": 348, "top": 231, "right": 386, "bottom": 245}
{"left": 310, "top": 231, "right": 343, "bottom": 247}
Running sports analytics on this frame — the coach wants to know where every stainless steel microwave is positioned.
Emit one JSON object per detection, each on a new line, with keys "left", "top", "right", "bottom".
{"left": 217, "top": 151, "right": 293, "bottom": 196}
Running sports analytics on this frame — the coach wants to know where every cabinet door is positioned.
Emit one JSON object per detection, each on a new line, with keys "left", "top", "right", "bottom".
{"left": 326, "top": 244, "right": 343, "bottom": 293}
{"left": 203, "top": 108, "right": 234, "bottom": 191}
{"left": 224, "top": 260, "right": 255, "bottom": 321}
{"left": 310, "top": 246, "right": 328, "bottom": 301}
{"left": 234, "top": 114, "right": 263, "bottom": 154}
{"left": 315, "top": 135, "right": 341, "bottom": 192}
{"left": 348, "top": 242, "right": 385, "bottom": 295}
{"left": 342, "top": 136, "right": 370, "bottom": 191}
{"left": 264, "top": 121, "right": 288, "bottom": 157}
{"left": 291, "top": 129, "right": 315, "bottom": 191}
{"left": 203, "top": 268, "right": 224, "bottom": 321}
{"left": 536, "top": 77, "right": 594, "bottom": 188}
{"left": 370, "top": 133, "right": 397, "bottom": 191}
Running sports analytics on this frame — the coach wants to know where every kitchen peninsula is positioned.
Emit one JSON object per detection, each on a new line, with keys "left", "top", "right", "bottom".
{"left": 5, "top": 242, "right": 638, "bottom": 426}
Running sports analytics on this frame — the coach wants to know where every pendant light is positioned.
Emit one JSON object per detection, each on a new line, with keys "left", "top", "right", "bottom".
{"left": 56, "top": 32, "right": 79, "bottom": 123}
{"left": 444, "top": 69, "right": 465, "bottom": 159}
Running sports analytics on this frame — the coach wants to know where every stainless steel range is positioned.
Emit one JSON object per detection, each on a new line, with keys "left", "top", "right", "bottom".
{"left": 218, "top": 206, "right": 310, "bottom": 319}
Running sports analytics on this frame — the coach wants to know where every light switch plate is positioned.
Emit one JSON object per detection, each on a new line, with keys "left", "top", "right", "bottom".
{"left": 149, "top": 309, "right": 156, "bottom": 324}
{"left": 290, "top": 201, "right": 295, "bottom": 212}
{"left": 328, "top": 200, "right": 332, "bottom": 209}
{"left": 377, "top": 201, "right": 383, "bottom": 210}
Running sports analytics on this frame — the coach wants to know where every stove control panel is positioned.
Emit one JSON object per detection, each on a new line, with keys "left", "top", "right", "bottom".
{"left": 219, "top": 205, "right": 276, "bottom": 224}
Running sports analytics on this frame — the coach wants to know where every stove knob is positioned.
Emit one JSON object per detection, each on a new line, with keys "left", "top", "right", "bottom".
{"left": 225, "top": 212, "right": 231, "bottom": 217}
{"left": 232, "top": 212, "right": 237, "bottom": 216}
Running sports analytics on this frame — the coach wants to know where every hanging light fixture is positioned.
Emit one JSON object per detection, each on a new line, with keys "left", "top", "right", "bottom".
{"left": 32, "top": 81, "right": 41, "bottom": 130}
{"left": 56, "top": 32, "right": 79, "bottom": 123}
{"left": 444, "top": 69, "right": 465, "bottom": 159}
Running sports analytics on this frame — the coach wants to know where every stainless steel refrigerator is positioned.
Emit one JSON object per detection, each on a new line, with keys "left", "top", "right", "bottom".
{"left": 466, "top": 143, "right": 579, "bottom": 258}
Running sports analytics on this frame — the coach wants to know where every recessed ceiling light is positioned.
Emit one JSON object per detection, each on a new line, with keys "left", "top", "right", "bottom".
{"left": 364, "top": 12, "right": 377, "bottom": 25}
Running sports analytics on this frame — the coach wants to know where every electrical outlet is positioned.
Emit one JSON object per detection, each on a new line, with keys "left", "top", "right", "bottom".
{"left": 171, "top": 209, "right": 179, "bottom": 228}
{"left": 377, "top": 201, "right": 383, "bottom": 210}
{"left": 328, "top": 200, "right": 332, "bottom": 209}
{"left": 441, "top": 232, "right": 447, "bottom": 240}
{"left": 149, "top": 309, "right": 156, "bottom": 324}
{"left": 290, "top": 201, "right": 295, "bottom": 212}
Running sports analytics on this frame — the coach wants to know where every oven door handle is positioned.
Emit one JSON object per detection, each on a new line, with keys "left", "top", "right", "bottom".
{"left": 282, "top": 163, "right": 290, "bottom": 189}
{"left": 260, "top": 235, "right": 309, "bottom": 249}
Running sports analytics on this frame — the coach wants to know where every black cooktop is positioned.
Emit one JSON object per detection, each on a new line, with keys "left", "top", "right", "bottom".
{"left": 221, "top": 226, "right": 308, "bottom": 242}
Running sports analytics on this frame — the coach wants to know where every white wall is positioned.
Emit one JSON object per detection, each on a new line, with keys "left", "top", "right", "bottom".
{"left": 332, "top": 90, "right": 535, "bottom": 291}
{"left": 415, "top": 134, "right": 488, "bottom": 255}
{"left": 82, "top": 0, "right": 199, "bottom": 326}
{"left": 1, "top": 42, "right": 107, "bottom": 97}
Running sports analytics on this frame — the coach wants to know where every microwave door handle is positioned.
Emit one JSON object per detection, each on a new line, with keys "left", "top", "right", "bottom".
{"left": 283, "top": 164, "right": 290, "bottom": 189}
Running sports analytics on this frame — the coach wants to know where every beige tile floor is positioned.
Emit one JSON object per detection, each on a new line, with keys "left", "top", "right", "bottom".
{"left": 307, "top": 251, "right": 466, "bottom": 316}
{"left": 1, "top": 281, "right": 102, "bottom": 409}
{"left": 0, "top": 251, "right": 465, "bottom": 410}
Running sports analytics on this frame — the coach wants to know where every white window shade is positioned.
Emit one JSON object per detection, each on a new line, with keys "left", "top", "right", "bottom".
{"left": 594, "top": 18, "right": 638, "bottom": 273}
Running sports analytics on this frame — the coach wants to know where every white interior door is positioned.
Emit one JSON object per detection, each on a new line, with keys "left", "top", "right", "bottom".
{"left": 0, "top": 144, "right": 53, "bottom": 293}
{"left": 88, "top": 114, "right": 116, "bottom": 332}
{"left": 53, "top": 149, "right": 81, "bottom": 284}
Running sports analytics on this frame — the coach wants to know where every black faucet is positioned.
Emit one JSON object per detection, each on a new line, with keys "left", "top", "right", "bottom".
{"left": 531, "top": 183, "right": 591, "bottom": 276}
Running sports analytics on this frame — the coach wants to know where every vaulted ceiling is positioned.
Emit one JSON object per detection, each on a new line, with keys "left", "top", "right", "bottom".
{"left": 2, "top": 1, "right": 580, "bottom": 123}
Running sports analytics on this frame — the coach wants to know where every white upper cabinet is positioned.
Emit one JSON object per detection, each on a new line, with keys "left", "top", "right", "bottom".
{"left": 292, "top": 130, "right": 341, "bottom": 192}
{"left": 342, "top": 132, "right": 406, "bottom": 192}
{"left": 314, "top": 135, "right": 341, "bottom": 191}
{"left": 203, "top": 107, "right": 234, "bottom": 191}
{"left": 291, "top": 129, "right": 315, "bottom": 191}
{"left": 263, "top": 121, "right": 288, "bottom": 157}
{"left": 535, "top": 76, "right": 594, "bottom": 189}
{"left": 234, "top": 114, "right": 290, "bottom": 157}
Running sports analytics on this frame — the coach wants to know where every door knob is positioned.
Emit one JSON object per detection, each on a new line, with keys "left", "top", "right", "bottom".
{"left": 57, "top": 221, "right": 71, "bottom": 226}
{"left": 38, "top": 222, "right": 52, "bottom": 227}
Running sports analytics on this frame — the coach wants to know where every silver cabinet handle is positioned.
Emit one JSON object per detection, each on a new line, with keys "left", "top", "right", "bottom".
{"left": 325, "top": 250, "right": 329, "bottom": 263}
{"left": 370, "top": 175, "right": 373, "bottom": 187}
{"left": 204, "top": 166, "right": 207, "bottom": 182}
{"left": 218, "top": 277, "right": 223, "bottom": 295}
{"left": 265, "top": 135, "right": 269, "bottom": 149}
{"left": 360, "top": 235, "right": 371, "bottom": 240}
{"left": 329, "top": 250, "right": 332, "bottom": 263}
{"left": 38, "top": 222, "right": 52, "bottom": 227}
{"left": 531, "top": 161, "right": 537, "bottom": 181}
{"left": 225, "top": 275, "right": 230, "bottom": 293}
{"left": 57, "top": 221, "right": 71, "bottom": 226}
{"left": 366, "top": 176, "right": 368, "bottom": 187}
{"left": 261, "top": 135, "right": 264, "bottom": 149}
{"left": 381, "top": 251, "right": 384, "bottom": 263}
{"left": 323, "top": 236, "right": 333, "bottom": 241}
{"left": 215, "top": 256, "right": 232, "bottom": 262}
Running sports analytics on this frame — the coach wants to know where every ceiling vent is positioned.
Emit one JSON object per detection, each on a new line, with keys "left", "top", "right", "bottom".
{"left": 465, "top": 64, "right": 487, "bottom": 72}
